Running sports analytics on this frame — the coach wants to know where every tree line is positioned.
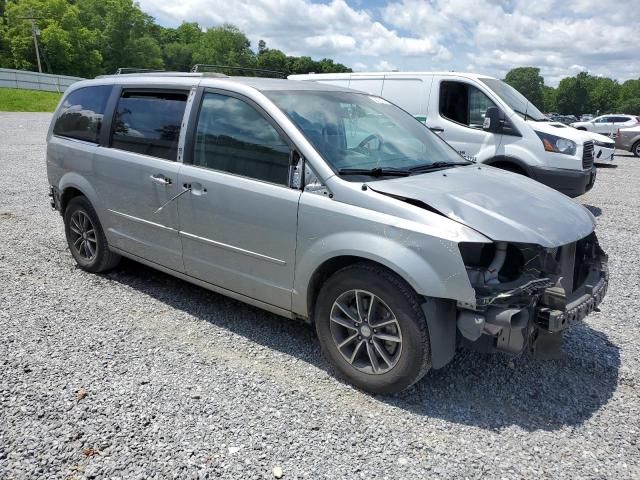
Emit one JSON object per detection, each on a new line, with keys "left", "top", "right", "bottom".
{"left": 0, "top": 0, "right": 352, "bottom": 78}
{"left": 504, "top": 67, "right": 640, "bottom": 116}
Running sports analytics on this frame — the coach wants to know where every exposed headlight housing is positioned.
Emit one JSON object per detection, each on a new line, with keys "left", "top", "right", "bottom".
{"left": 535, "top": 131, "right": 577, "bottom": 156}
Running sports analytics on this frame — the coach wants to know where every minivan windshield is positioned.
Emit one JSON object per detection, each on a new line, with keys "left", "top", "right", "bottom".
{"left": 480, "top": 78, "right": 547, "bottom": 122}
{"left": 266, "top": 90, "right": 468, "bottom": 178}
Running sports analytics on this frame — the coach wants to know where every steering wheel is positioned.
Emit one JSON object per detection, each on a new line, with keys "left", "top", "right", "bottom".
{"left": 357, "top": 133, "right": 384, "bottom": 151}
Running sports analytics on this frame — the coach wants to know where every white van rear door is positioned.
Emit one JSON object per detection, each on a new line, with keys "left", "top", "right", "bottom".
{"left": 428, "top": 76, "right": 502, "bottom": 162}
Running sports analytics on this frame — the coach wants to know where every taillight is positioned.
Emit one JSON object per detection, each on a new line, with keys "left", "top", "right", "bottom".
{"left": 616, "top": 128, "right": 620, "bottom": 138}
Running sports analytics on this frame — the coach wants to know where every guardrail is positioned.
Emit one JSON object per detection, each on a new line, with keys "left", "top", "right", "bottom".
{"left": 0, "top": 68, "right": 84, "bottom": 93}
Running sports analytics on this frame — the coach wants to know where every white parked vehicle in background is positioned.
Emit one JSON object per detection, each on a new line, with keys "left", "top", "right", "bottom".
{"left": 290, "top": 72, "right": 597, "bottom": 197}
{"left": 571, "top": 114, "right": 640, "bottom": 137}
{"left": 546, "top": 122, "right": 616, "bottom": 164}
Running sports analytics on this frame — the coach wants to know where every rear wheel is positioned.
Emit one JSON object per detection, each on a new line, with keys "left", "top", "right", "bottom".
{"left": 314, "top": 263, "right": 431, "bottom": 394}
{"left": 633, "top": 141, "right": 640, "bottom": 157}
{"left": 64, "top": 196, "right": 120, "bottom": 273}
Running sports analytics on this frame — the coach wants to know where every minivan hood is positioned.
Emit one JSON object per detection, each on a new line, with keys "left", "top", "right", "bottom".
{"left": 370, "top": 165, "right": 595, "bottom": 247}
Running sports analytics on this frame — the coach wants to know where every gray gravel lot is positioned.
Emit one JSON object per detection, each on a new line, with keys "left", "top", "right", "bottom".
{"left": 0, "top": 112, "right": 639, "bottom": 479}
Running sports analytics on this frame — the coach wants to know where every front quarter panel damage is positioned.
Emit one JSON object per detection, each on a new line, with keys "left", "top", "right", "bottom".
{"left": 292, "top": 191, "right": 491, "bottom": 317}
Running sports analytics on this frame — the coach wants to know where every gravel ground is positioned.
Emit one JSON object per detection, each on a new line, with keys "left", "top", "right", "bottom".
{"left": 0, "top": 112, "right": 638, "bottom": 479}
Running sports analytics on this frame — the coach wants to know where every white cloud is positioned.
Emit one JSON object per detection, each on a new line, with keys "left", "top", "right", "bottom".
{"left": 140, "top": 0, "right": 447, "bottom": 58}
{"left": 139, "top": 0, "right": 639, "bottom": 85}
{"left": 375, "top": 60, "right": 397, "bottom": 71}
{"left": 382, "top": 0, "right": 640, "bottom": 85}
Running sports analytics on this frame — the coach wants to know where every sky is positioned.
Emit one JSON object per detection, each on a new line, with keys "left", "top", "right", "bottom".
{"left": 138, "top": 0, "right": 639, "bottom": 86}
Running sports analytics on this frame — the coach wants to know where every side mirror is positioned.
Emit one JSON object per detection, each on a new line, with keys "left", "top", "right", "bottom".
{"left": 483, "top": 106, "right": 504, "bottom": 133}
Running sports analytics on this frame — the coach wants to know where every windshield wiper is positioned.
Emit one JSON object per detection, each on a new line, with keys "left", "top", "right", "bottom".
{"left": 409, "top": 161, "right": 469, "bottom": 173}
{"left": 338, "top": 167, "right": 411, "bottom": 177}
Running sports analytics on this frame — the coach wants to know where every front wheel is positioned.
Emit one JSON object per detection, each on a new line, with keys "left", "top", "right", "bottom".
{"left": 633, "top": 141, "right": 640, "bottom": 157}
{"left": 64, "top": 196, "right": 120, "bottom": 273}
{"left": 314, "top": 263, "right": 431, "bottom": 394}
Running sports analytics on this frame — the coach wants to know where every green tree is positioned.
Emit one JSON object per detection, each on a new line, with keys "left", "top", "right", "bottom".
{"left": 288, "top": 55, "right": 317, "bottom": 74}
{"left": 0, "top": 1, "right": 352, "bottom": 78}
{"left": 618, "top": 79, "right": 640, "bottom": 102}
{"left": 504, "top": 67, "right": 544, "bottom": 109}
{"left": 96, "top": 0, "right": 163, "bottom": 72}
{"left": 5, "top": 0, "right": 102, "bottom": 75}
{"left": 192, "top": 24, "right": 254, "bottom": 69}
{"left": 579, "top": 74, "right": 620, "bottom": 113}
{"left": 542, "top": 85, "right": 557, "bottom": 112}
{"left": 556, "top": 72, "right": 592, "bottom": 116}
{"left": 617, "top": 97, "right": 640, "bottom": 115}
{"left": 0, "top": 16, "right": 12, "bottom": 68}
{"left": 317, "top": 57, "right": 350, "bottom": 73}
{"left": 159, "top": 22, "right": 202, "bottom": 71}
{"left": 257, "top": 47, "right": 288, "bottom": 75}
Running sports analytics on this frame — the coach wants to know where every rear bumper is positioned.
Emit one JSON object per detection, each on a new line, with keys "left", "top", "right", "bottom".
{"left": 49, "top": 185, "right": 61, "bottom": 212}
{"left": 529, "top": 165, "right": 596, "bottom": 197}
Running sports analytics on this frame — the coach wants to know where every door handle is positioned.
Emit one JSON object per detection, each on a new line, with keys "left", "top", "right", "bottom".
{"left": 429, "top": 126, "right": 445, "bottom": 133}
{"left": 190, "top": 182, "right": 207, "bottom": 196}
{"left": 151, "top": 174, "right": 172, "bottom": 185}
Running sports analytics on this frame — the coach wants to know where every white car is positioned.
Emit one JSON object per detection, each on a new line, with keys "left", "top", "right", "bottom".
{"left": 571, "top": 114, "right": 639, "bottom": 137}
{"left": 547, "top": 122, "right": 615, "bottom": 164}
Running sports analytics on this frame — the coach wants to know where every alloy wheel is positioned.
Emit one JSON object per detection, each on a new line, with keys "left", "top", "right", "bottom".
{"left": 69, "top": 210, "right": 97, "bottom": 261}
{"left": 329, "top": 289, "right": 403, "bottom": 374}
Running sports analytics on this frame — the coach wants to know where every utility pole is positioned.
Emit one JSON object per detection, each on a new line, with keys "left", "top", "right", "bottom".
{"left": 16, "top": 13, "right": 45, "bottom": 73}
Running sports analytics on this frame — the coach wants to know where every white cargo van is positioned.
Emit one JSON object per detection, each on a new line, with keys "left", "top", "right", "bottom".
{"left": 289, "top": 72, "right": 597, "bottom": 197}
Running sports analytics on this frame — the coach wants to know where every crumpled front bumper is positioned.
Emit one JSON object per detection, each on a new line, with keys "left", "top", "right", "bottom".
{"left": 536, "top": 258, "right": 609, "bottom": 332}
{"left": 457, "top": 233, "right": 608, "bottom": 355}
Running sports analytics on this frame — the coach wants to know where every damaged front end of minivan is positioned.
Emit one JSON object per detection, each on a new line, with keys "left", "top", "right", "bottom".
{"left": 456, "top": 233, "right": 608, "bottom": 355}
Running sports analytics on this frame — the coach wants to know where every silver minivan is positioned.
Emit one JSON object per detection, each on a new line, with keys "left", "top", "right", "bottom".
{"left": 47, "top": 73, "right": 608, "bottom": 394}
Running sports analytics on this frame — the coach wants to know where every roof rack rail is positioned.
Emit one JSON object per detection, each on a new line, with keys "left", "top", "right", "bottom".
{"left": 191, "top": 64, "right": 286, "bottom": 78}
{"left": 115, "top": 68, "right": 166, "bottom": 74}
{"left": 97, "top": 69, "right": 229, "bottom": 80}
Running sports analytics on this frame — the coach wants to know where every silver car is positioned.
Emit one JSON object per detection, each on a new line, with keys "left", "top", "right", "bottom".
{"left": 615, "top": 125, "right": 640, "bottom": 156}
{"left": 46, "top": 73, "right": 608, "bottom": 394}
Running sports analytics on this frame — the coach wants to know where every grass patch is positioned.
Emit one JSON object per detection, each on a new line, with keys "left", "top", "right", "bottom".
{"left": 0, "top": 88, "right": 62, "bottom": 112}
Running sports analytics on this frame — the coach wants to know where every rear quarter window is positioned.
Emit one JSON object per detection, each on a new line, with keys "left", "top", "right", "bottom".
{"left": 53, "top": 85, "right": 112, "bottom": 143}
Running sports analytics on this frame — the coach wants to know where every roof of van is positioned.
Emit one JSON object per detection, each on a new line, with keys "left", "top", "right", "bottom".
{"left": 288, "top": 72, "right": 498, "bottom": 81}
{"left": 74, "top": 73, "right": 358, "bottom": 93}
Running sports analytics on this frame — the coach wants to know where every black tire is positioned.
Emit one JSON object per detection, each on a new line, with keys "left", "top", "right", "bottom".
{"left": 63, "top": 196, "right": 120, "bottom": 273}
{"left": 314, "top": 262, "right": 431, "bottom": 394}
{"left": 633, "top": 141, "right": 640, "bottom": 157}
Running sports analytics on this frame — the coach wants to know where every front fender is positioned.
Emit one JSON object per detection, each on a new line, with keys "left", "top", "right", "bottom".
{"left": 292, "top": 228, "right": 477, "bottom": 317}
